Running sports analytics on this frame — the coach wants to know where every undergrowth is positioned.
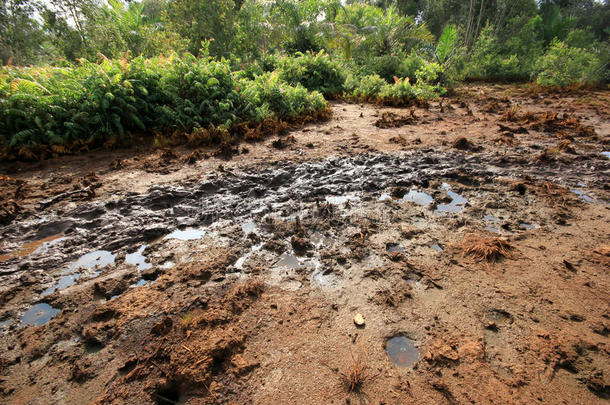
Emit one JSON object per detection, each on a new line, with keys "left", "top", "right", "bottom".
{"left": 0, "top": 54, "right": 329, "bottom": 160}
{"left": 0, "top": 52, "right": 447, "bottom": 161}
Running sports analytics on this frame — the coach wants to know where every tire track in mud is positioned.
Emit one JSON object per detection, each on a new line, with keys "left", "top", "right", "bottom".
{"left": 1, "top": 149, "right": 608, "bottom": 283}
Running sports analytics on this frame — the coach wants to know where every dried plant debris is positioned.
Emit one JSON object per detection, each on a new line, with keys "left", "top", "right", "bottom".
{"left": 460, "top": 235, "right": 513, "bottom": 263}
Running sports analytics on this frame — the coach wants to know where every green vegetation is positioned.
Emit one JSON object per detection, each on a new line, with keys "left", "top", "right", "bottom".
{"left": 1, "top": 0, "right": 608, "bottom": 158}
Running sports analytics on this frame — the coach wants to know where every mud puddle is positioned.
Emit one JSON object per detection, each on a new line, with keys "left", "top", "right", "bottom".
{"left": 20, "top": 303, "right": 60, "bottom": 327}
{"left": 386, "top": 336, "right": 420, "bottom": 368}
{"left": 435, "top": 182, "right": 468, "bottom": 215}
{"left": 125, "top": 245, "right": 152, "bottom": 270}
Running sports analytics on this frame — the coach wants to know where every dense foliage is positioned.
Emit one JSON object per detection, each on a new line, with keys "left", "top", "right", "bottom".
{"left": 0, "top": 0, "right": 608, "bottom": 157}
{"left": 0, "top": 54, "right": 328, "bottom": 156}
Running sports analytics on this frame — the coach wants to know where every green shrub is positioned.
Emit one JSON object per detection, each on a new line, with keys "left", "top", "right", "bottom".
{"left": 350, "top": 62, "right": 445, "bottom": 102}
{"left": 354, "top": 52, "right": 425, "bottom": 84}
{"left": 0, "top": 54, "right": 329, "bottom": 155}
{"left": 239, "top": 72, "right": 327, "bottom": 121}
{"left": 465, "top": 22, "right": 543, "bottom": 82}
{"left": 535, "top": 40, "right": 602, "bottom": 87}
{"left": 351, "top": 74, "right": 387, "bottom": 99}
{"left": 277, "top": 51, "right": 345, "bottom": 97}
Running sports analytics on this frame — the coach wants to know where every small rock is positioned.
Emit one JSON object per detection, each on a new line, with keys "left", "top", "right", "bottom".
{"left": 353, "top": 313, "right": 365, "bottom": 327}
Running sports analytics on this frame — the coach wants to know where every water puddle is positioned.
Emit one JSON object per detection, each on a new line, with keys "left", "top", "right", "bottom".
{"left": 125, "top": 245, "right": 152, "bottom": 270}
{"left": 520, "top": 223, "right": 536, "bottom": 230}
{"left": 160, "top": 261, "right": 175, "bottom": 269}
{"left": 484, "top": 226, "right": 500, "bottom": 234}
{"left": 435, "top": 183, "right": 468, "bottom": 215}
{"left": 73, "top": 250, "right": 117, "bottom": 270}
{"left": 41, "top": 274, "right": 80, "bottom": 297}
{"left": 570, "top": 189, "right": 593, "bottom": 203}
{"left": 311, "top": 232, "right": 332, "bottom": 248}
{"left": 163, "top": 228, "right": 206, "bottom": 241}
{"left": 402, "top": 188, "right": 434, "bottom": 207}
{"left": 275, "top": 253, "right": 301, "bottom": 269}
{"left": 386, "top": 243, "right": 405, "bottom": 254}
{"left": 325, "top": 195, "right": 352, "bottom": 205}
{"left": 0, "top": 234, "right": 64, "bottom": 262}
{"left": 379, "top": 193, "right": 393, "bottom": 201}
{"left": 386, "top": 336, "right": 420, "bottom": 368}
{"left": 21, "top": 303, "right": 60, "bottom": 327}
{"left": 483, "top": 215, "right": 500, "bottom": 222}
{"left": 601, "top": 151, "right": 609, "bottom": 159}
{"left": 431, "top": 243, "right": 444, "bottom": 252}
{"left": 312, "top": 270, "right": 341, "bottom": 289}
{"left": 234, "top": 242, "right": 265, "bottom": 270}
{"left": 0, "top": 319, "right": 12, "bottom": 332}
{"left": 134, "top": 279, "right": 149, "bottom": 287}
{"left": 41, "top": 250, "right": 117, "bottom": 296}
{"left": 241, "top": 221, "right": 257, "bottom": 235}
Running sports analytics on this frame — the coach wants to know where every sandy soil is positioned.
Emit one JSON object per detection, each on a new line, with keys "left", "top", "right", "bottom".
{"left": 0, "top": 84, "right": 609, "bottom": 404}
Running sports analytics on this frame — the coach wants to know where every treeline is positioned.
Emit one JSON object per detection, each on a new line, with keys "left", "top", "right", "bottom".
{"left": 1, "top": 0, "right": 608, "bottom": 86}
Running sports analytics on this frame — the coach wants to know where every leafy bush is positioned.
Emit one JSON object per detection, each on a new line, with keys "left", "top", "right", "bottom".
{"left": 465, "top": 26, "right": 526, "bottom": 81}
{"left": 0, "top": 54, "right": 329, "bottom": 156}
{"left": 351, "top": 74, "right": 387, "bottom": 99}
{"left": 277, "top": 51, "right": 346, "bottom": 97}
{"left": 535, "top": 40, "right": 602, "bottom": 87}
{"left": 349, "top": 62, "right": 445, "bottom": 103}
{"left": 238, "top": 72, "right": 327, "bottom": 121}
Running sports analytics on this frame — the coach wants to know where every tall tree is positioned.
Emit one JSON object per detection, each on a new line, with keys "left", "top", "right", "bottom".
{"left": 165, "top": 0, "right": 237, "bottom": 57}
{"left": 0, "top": 0, "right": 45, "bottom": 64}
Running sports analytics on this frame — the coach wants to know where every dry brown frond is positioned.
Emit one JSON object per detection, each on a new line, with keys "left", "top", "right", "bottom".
{"left": 500, "top": 105, "right": 520, "bottom": 122}
{"left": 460, "top": 235, "right": 513, "bottom": 263}
{"left": 341, "top": 347, "right": 368, "bottom": 393}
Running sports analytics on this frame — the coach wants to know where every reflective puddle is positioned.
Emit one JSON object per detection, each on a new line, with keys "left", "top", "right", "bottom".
{"left": 570, "top": 189, "right": 593, "bottom": 203}
{"left": 241, "top": 221, "right": 257, "bottom": 235}
{"left": 386, "top": 336, "right": 419, "bottom": 368}
{"left": 431, "top": 243, "right": 444, "bottom": 252}
{"left": 21, "top": 303, "right": 60, "bottom": 326}
{"left": 72, "top": 250, "right": 117, "bottom": 270}
{"left": 386, "top": 243, "right": 405, "bottom": 254}
{"left": 43, "top": 250, "right": 117, "bottom": 296}
{"left": 484, "top": 226, "right": 500, "bottom": 234}
{"left": 435, "top": 183, "right": 468, "bottom": 215}
{"left": 325, "top": 195, "right": 354, "bottom": 205}
{"left": 275, "top": 253, "right": 300, "bottom": 269}
{"left": 311, "top": 232, "right": 332, "bottom": 248}
{"left": 41, "top": 274, "right": 80, "bottom": 297}
{"left": 125, "top": 245, "right": 152, "bottom": 270}
{"left": 483, "top": 215, "right": 499, "bottom": 222}
{"left": 164, "top": 228, "right": 206, "bottom": 241}
{"left": 402, "top": 188, "right": 434, "bottom": 206}
{"left": 520, "top": 223, "right": 536, "bottom": 229}
{"left": 0, "top": 234, "right": 64, "bottom": 262}
{"left": 0, "top": 319, "right": 12, "bottom": 332}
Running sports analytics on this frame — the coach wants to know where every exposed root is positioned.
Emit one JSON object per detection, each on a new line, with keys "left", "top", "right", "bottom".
{"left": 460, "top": 235, "right": 513, "bottom": 263}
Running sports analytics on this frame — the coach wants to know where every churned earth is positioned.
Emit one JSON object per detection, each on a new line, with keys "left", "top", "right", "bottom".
{"left": 0, "top": 84, "right": 608, "bottom": 404}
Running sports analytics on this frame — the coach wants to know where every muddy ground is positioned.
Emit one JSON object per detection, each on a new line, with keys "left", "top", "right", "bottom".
{"left": 0, "top": 84, "right": 609, "bottom": 404}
